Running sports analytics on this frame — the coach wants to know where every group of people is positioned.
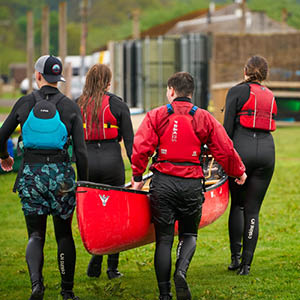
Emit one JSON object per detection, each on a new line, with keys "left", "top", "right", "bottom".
{"left": 0, "top": 54, "right": 276, "bottom": 300}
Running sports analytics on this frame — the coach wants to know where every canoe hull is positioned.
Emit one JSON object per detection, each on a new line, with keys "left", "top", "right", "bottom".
{"left": 76, "top": 176, "right": 228, "bottom": 255}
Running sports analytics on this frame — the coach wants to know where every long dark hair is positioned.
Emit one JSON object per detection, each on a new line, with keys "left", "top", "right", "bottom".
{"left": 78, "top": 63, "right": 112, "bottom": 128}
{"left": 243, "top": 55, "right": 269, "bottom": 83}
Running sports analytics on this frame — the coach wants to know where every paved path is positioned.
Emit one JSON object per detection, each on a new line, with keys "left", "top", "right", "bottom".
{"left": 0, "top": 99, "right": 17, "bottom": 106}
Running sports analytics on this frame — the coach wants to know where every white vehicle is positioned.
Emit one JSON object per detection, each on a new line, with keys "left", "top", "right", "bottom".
{"left": 68, "top": 76, "right": 86, "bottom": 101}
{"left": 65, "top": 55, "right": 92, "bottom": 76}
{"left": 20, "top": 77, "right": 38, "bottom": 95}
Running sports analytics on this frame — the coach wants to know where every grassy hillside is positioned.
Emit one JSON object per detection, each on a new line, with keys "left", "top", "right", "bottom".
{"left": 1, "top": 0, "right": 300, "bottom": 75}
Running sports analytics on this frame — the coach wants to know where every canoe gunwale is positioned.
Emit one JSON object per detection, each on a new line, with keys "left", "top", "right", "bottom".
{"left": 76, "top": 174, "right": 228, "bottom": 195}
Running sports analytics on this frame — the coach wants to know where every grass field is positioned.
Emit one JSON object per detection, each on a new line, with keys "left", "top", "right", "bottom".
{"left": 0, "top": 126, "right": 299, "bottom": 300}
{"left": 0, "top": 106, "right": 12, "bottom": 114}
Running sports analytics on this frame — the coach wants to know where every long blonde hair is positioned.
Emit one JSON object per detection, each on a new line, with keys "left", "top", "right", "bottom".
{"left": 78, "top": 64, "right": 112, "bottom": 128}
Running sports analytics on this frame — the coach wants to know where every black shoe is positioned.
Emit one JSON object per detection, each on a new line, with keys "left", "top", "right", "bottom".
{"left": 228, "top": 254, "right": 241, "bottom": 271}
{"left": 61, "top": 290, "right": 80, "bottom": 300}
{"left": 87, "top": 256, "right": 102, "bottom": 278}
{"left": 29, "top": 281, "right": 45, "bottom": 300}
{"left": 159, "top": 294, "right": 172, "bottom": 300}
{"left": 107, "top": 269, "right": 123, "bottom": 280}
{"left": 174, "top": 270, "right": 191, "bottom": 300}
{"left": 237, "top": 264, "right": 250, "bottom": 275}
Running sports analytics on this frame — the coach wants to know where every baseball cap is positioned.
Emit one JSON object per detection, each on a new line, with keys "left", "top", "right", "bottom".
{"left": 35, "top": 55, "right": 66, "bottom": 83}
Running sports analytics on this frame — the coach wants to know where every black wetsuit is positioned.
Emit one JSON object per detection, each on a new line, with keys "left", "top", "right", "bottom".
{"left": 85, "top": 92, "right": 133, "bottom": 185}
{"left": 224, "top": 82, "right": 275, "bottom": 265}
{"left": 0, "top": 85, "right": 88, "bottom": 292}
{"left": 82, "top": 92, "right": 133, "bottom": 273}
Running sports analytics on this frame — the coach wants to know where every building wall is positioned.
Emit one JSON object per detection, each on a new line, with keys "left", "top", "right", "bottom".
{"left": 210, "top": 33, "right": 300, "bottom": 122}
{"left": 212, "top": 32, "right": 300, "bottom": 83}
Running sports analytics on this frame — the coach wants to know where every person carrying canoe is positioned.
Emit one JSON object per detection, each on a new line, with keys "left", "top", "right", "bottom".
{"left": 0, "top": 55, "right": 88, "bottom": 300}
{"left": 223, "top": 55, "right": 277, "bottom": 275}
{"left": 77, "top": 63, "right": 134, "bottom": 280}
{"left": 131, "top": 71, "right": 247, "bottom": 300}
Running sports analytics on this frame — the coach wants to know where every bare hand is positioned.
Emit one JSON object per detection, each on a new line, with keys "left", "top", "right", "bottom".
{"left": 235, "top": 172, "right": 247, "bottom": 185}
{"left": 131, "top": 176, "right": 145, "bottom": 190}
{"left": 0, "top": 156, "right": 14, "bottom": 172}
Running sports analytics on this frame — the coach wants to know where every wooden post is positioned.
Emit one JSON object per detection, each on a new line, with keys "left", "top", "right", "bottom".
{"left": 281, "top": 8, "right": 288, "bottom": 32}
{"left": 132, "top": 9, "right": 140, "bottom": 39}
{"left": 240, "top": 0, "right": 246, "bottom": 34}
{"left": 41, "top": 6, "right": 49, "bottom": 55}
{"left": 27, "top": 11, "right": 34, "bottom": 94}
{"left": 64, "top": 62, "right": 72, "bottom": 98}
{"left": 59, "top": 1, "right": 67, "bottom": 93}
{"left": 0, "top": 77, "right": 3, "bottom": 97}
{"left": 108, "top": 41, "right": 115, "bottom": 92}
{"left": 80, "top": 0, "right": 88, "bottom": 80}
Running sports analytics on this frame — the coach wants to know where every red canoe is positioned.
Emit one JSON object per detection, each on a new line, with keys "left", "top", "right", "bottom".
{"left": 76, "top": 171, "right": 229, "bottom": 255}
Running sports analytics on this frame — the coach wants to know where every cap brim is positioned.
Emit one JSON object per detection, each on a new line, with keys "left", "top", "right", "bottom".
{"left": 42, "top": 73, "right": 66, "bottom": 83}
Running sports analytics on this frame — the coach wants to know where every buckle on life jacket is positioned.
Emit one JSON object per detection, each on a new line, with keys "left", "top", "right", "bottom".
{"left": 103, "top": 122, "right": 119, "bottom": 129}
{"left": 166, "top": 103, "right": 174, "bottom": 115}
{"left": 189, "top": 105, "right": 198, "bottom": 116}
{"left": 237, "top": 110, "right": 253, "bottom": 116}
{"left": 166, "top": 104, "right": 198, "bottom": 116}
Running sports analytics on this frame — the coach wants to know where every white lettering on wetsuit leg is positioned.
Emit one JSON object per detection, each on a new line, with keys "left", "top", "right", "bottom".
{"left": 248, "top": 218, "right": 255, "bottom": 239}
{"left": 60, "top": 253, "right": 65, "bottom": 275}
{"left": 176, "top": 240, "right": 183, "bottom": 259}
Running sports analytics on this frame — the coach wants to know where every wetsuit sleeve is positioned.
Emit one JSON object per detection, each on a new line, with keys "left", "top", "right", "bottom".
{"left": 109, "top": 95, "right": 134, "bottom": 163}
{"left": 223, "top": 87, "right": 238, "bottom": 139}
{"left": 70, "top": 103, "right": 89, "bottom": 181}
{"left": 0, "top": 97, "right": 24, "bottom": 158}
{"left": 223, "top": 84, "right": 250, "bottom": 138}
{"left": 131, "top": 112, "right": 158, "bottom": 177}
{"left": 119, "top": 103, "right": 134, "bottom": 163}
{"left": 199, "top": 111, "right": 245, "bottom": 178}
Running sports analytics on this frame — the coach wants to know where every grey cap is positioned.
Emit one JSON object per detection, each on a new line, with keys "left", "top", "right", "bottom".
{"left": 35, "top": 55, "right": 66, "bottom": 83}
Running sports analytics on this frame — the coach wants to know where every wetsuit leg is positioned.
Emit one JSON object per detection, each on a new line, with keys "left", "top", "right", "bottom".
{"left": 230, "top": 129, "right": 275, "bottom": 269}
{"left": 173, "top": 215, "right": 199, "bottom": 300}
{"left": 241, "top": 164, "right": 274, "bottom": 265}
{"left": 175, "top": 212, "right": 200, "bottom": 274}
{"left": 228, "top": 178, "right": 244, "bottom": 256}
{"left": 87, "top": 255, "right": 103, "bottom": 277}
{"left": 52, "top": 215, "right": 76, "bottom": 291}
{"left": 25, "top": 214, "right": 47, "bottom": 285}
{"left": 154, "top": 222, "right": 175, "bottom": 295}
{"left": 107, "top": 253, "right": 120, "bottom": 270}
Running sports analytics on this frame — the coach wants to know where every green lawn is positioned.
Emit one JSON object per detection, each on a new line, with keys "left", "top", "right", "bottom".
{"left": 0, "top": 106, "right": 12, "bottom": 114}
{"left": 0, "top": 90, "right": 22, "bottom": 100}
{"left": 0, "top": 126, "right": 299, "bottom": 300}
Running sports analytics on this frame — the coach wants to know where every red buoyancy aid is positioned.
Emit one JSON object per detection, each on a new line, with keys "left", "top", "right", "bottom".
{"left": 157, "top": 104, "right": 201, "bottom": 164}
{"left": 82, "top": 94, "right": 119, "bottom": 140}
{"left": 238, "top": 84, "right": 277, "bottom": 131}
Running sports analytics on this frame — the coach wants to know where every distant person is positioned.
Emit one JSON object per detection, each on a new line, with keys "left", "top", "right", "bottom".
{"left": 131, "top": 72, "right": 246, "bottom": 300}
{"left": 77, "top": 64, "right": 134, "bottom": 280}
{"left": 0, "top": 55, "right": 88, "bottom": 300}
{"left": 224, "top": 55, "right": 277, "bottom": 275}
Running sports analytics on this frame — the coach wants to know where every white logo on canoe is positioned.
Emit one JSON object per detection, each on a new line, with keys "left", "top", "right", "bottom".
{"left": 99, "top": 194, "right": 110, "bottom": 206}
